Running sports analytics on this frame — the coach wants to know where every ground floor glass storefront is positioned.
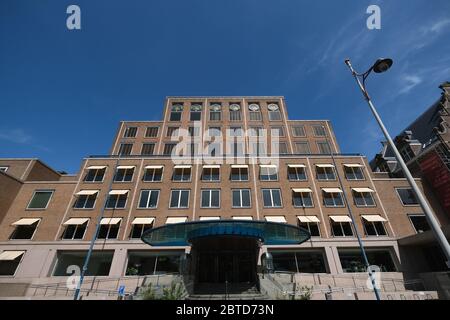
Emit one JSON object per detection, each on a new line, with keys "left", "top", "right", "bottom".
{"left": 338, "top": 249, "right": 397, "bottom": 272}
{"left": 52, "top": 251, "right": 114, "bottom": 276}
{"left": 270, "top": 250, "right": 328, "bottom": 273}
{"left": 125, "top": 250, "right": 183, "bottom": 275}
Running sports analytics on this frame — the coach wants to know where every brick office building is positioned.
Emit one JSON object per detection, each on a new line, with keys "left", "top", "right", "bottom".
{"left": 0, "top": 96, "right": 447, "bottom": 299}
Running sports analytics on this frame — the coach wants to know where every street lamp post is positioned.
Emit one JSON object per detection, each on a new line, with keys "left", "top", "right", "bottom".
{"left": 344, "top": 58, "right": 450, "bottom": 269}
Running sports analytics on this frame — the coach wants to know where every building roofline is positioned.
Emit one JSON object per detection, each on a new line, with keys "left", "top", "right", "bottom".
{"left": 164, "top": 96, "right": 285, "bottom": 99}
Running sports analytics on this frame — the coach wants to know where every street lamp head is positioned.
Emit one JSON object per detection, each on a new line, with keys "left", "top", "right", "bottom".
{"left": 372, "top": 58, "right": 393, "bottom": 73}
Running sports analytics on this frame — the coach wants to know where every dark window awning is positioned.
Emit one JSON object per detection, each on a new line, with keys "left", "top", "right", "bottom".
{"left": 141, "top": 220, "right": 311, "bottom": 246}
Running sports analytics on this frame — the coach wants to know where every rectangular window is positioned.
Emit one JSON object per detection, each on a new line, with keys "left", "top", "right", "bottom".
{"left": 114, "top": 168, "right": 134, "bottom": 182}
{"left": 62, "top": 221, "right": 88, "bottom": 240}
{"left": 331, "top": 221, "right": 354, "bottom": 237}
{"left": 98, "top": 221, "right": 121, "bottom": 239}
{"left": 208, "top": 127, "right": 221, "bottom": 137}
{"left": 316, "top": 166, "right": 336, "bottom": 180}
{"left": 249, "top": 110, "right": 262, "bottom": 121}
{"left": 400, "top": 146, "right": 415, "bottom": 162}
{"left": 202, "top": 167, "right": 220, "bottom": 182}
{"left": 170, "top": 105, "right": 182, "bottom": 121}
{"left": 298, "top": 222, "right": 320, "bottom": 237}
{"left": 190, "top": 104, "right": 202, "bottom": 121}
{"left": 10, "top": 220, "right": 39, "bottom": 240}
{"left": 344, "top": 166, "right": 365, "bottom": 180}
{"left": 288, "top": 166, "right": 307, "bottom": 181}
{"left": 201, "top": 189, "right": 220, "bottom": 208}
{"left": 295, "top": 142, "right": 311, "bottom": 154}
{"left": 123, "top": 127, "right": 137, "bottom": 138}
{"left": 125, "top": 251, "right": 182, "bottom": 275}
{"left": 292, "top": 126, "right": 306, "bottom": 137}
{"left": 143, "top": 168, "right": 163, "bottom": 182}
{"left": 260, "top": 166, "right": 278, "bottom": 181}
{"left": 249, "top": 127, "right": 263, "bottom": 137}
{"left": 172, "top": 167, "right": 191, "bottom": 181}
{"left": 145, "top": 127, "right": 159, "bottom": 137}
{"left": 353, "top": 191, "right": 375, "bottom": 207}
{"left": 105, "top": 194, "right": 128, "bottom": 209}
{"left": 292, "top": 191, "right": 313, "bottom": 207}
{"left": 141, "top": 143, "right": 155, "bottom": 156}
{"left": 396, "top": 188, "right": 419, "bottom": 205}
{"left": 209, "top": 104, "right": 221, "bottom": 121}
{"left": 27, "top": 190, "right": 53, "bottom": 209}
{"left": 166, "top": 127, "right": 179, "bottom": 137}
{"left": 317, "top": 141, "right": 332, "bottom": 154}
{"left": 229, "top": 127, "right": 243, "bottom": 137}
{"left": 118, "top": 144, "right": 133, "bottom": 156}
{"left": 138, "top": 190, "right": 159, "bottom": 209}
{"left": 271, "top": 126, "right": 284, "bottom": 137}
{"left": 268, "top": 108, "right": 282, "bottom": 121}
{"left": 231, "top": 167, "right": 248, "bottom": 181}
{"left": 188, "top": 126, "right": 200, "bottom": 137}
{"left": 130, "top": 224, "right": 153, "bottom": 239}
{"left": 272, "top": 142, "right": 288, "bottom": 155}
{"left": 229, "top": 110, "right": 242, "bottom": 121}
{"left": 73, "top": 193, "right": 97, "bottom": 209}
{"left": 339, "top": 250, "right": 396, "bottom": 272}
{"left": 163, "top": 143, "right": 176, "bottom": 156}
{"left": 232, "top": 189, "right": 251, "bottom": 208}
{"left": 409, "top": 215, "right": 431, "bottom": 233}
{"left": 363, "top": 220, "right": 387, "bottom": 236}
{"left": 169, "top": 190, "right": 190, "bottom": 208}
{"left": 312, "top": 125, "right": 326, "bottom": 137}
{"left": 52, "top": 251, "right": 113, "bottom": 276}
{"left": 250, "top": 142, "right": 266, "bottom": 156}
{"left": 323, "top": 191, "right": 344, "bottom": 207}
{"left": 0, "top": 251, "right": 24, "bottom": 276}
{"left": 84, "top": 168, "right": 106, "bottom": 182}
{"left": 262, "top": 189, "right": 282, "bottom": 208}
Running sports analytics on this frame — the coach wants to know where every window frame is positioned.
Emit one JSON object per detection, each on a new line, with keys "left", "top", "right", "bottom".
{"left": 292, "top": 191, "right": 314, "bottom": 208}
{"left": 408, "top": 214, "right": 431, "bottom": 234}
{"left": 123, "top": 127, "right": 138, "bottom": 138}
{"left": 395, "top": 188, "right": 420, "bottom": 206}
{"left": 84, "top": 168, "right": 106, "bottom": 183}
{"left": 141, "top": 143, "right": 155, "bottom": 156}
{"left": 98, "top": 222, "right": 121, "bottom": 240}
{"left": 172, "top": 167, "right": 192, "bottom": 182}
{"left": 200, "top": 189, "right": 221, "bottom": 209}
{"left": 9, "top": 219, "right": 41, "bottom": 240}
{"left": 362, "top": 219, "right": 387, "bottom": 237}
{"left": 262, "top": 188, "right": 283, "bottom": 208}
{"left": 202, "top": 167, "right": 220, "bottom": 182}
{"left": 288, "top": 166, "right": 307, "bottom": 181}
{"left": 118, "top": 143, "right": 133, "bottom": 156}
{"left": 353, "top": 191, "right": 376, "bottom": 207}
{"left": 169, "top": 189, "right": 190, "bottom": 209}
{"left": 230, "top": 167, "right": 249, "bottom": 181}
{"left": 292, "top": 125, "right": 306, "bottom": 137}
{"left": 73, "top": 193, "right": 98, "bottom": 209}
{"left": 317, "top": 141, "right": 332, "bottom": 154}
{"left": 26, "top": 190, "right": 54, "bottom": 210}
{"left": 323, "top": 191, "right": 345, "bottom": 207}
{"left": 316, "top": 166, "right": 336, "bottom": 181}
{"left": 105, "top": 193, "right": 128, "bottom": 209}
{"left": 143, "top": 168, "right": 163, "bottom": 182}
{"left": 331, "top": 221, "right": 354, "bottom": 237}
{"left": 137, "top": 189, "right": 160, "bottom": 209}
{"left": 260, "top": 166, "right": 278, "bottom": 181}
{"left": 114, "top": 168, "right": 135, "bottom": 183}
{"left": 129, "top": 223, "right": 153, "bottom": 239}
{"left": 145, "top": 126, "right": 159, "bottom": 138}
{"left": 344, "top": 166, "right": 365, "bottom": 180}
{"left": 312, "top": 125, "right": 327, "bottom": 137}
{"left": 298, "top": 222, "right": 321, "bottom": 237}
{"left": 232, "top": 189, "right": 251, "bottom": 208}
{"left": 61, "top": 221, "right": 89, "bottom": 240}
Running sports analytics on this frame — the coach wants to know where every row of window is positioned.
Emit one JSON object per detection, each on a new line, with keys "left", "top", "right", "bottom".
{"left": 7, "top": 214, "right": 431, "bottom": 242}
{"left": 82, "top": 163, "right": 366, "bottom": 184}
{"left": 123, "top": 123, "right": 328, "bottom": 139}
{"left": 118, "top": 140, "right": 333, "bottom": 156}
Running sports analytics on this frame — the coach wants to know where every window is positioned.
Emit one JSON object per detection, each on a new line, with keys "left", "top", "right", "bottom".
{"left": 231, "top": 167, "right": 248, "bottom": 181}
{"left": 170, "top": 190, "right": 190, "bottom": 208}
{"left": 27, "top": 190, "right": 53, "bottom": 209}
{"left": 344, "top": 165, "right": 365, "bottom": 180}
{"left": 202, "top": 167, "right": 220, "bottom": 182}
{"left": 271, "top": 126, "right": 284, "bottom": 137}
{"left": 262, "top": 189, "right": 282, "bottom": 208}
{"left": 323, "top": 191, "right": 344, "bottom": 207}
{"left": 98, "top": 220, "right": 121, "bottom": 239}
{"left": 105, "top": 193, "right": 128, "bottom": 209}
{"left": 52, "top": 251, "right": 113, "bottom": 276}
{"left": 248, "top": 104, "right": 262, "bottom": 121}
{"left": 209, "top": 104, "right": 221, "bottom": 121}
{"left": 288, "top": 166, "right": 307, "bottom": 181}
{"left": 229, "top": 104, "right": 241, "bottom": 121}
{"left": 229, "top": 142, "right": 244, "bottom": 157}
{"left": 123, "top": 127, "right": 137, "bottom": 138}
{"left": 125, "top": 251, "right": 182, "bottom": 275}
{"left": 268, "top": 104, "right": 281, "bottom": 121}
{"left": 0, "top": 251, "right": 24, "bottom": 276}
{"left": 172, "top": 167, "right": 191, "bottom": 181}
{"left": 141, "top": 143, "right": 155, "bottom": 156}
{"left": 409, "top": 215, "right": 430, "bottom": 233}
{"left": 114, "top": 168, "right": 134, "bottom": 182}
{"left": 10, "top": 220, "right": 40, "bottom": 240}
{"left": 295, "top": 142, "right": 311, "bottom": 154}
{"left": 130, "top": 223, "right": 153, "bottom": 239}
{"left": 229, "top": 126, "right": 243, "bottom": 137}
{"left": 163, "top": 143, "right": 176, "bottom": 156}
{"left": 208, "top": 127, "right": 221, "bottom": 137}
{"left": 260, "top": 166, "right": 278, "bottom": 181}
{"left": 188, "top": 126, "right": 200, "bottom": 137}
{"left": 353, "top": 191, "right": 375, "bottom": 207}
{"left": 317, "top": 141, "right": 332, "bottom": 154}
{"left": 312, "top": 125, "right": 326, "bottom": 137}
{"left": 145, "top": 126, "right": 159, "bottom": 137}
{"left": 62, "top": 220, "right": 88, "bottom": 240}
{"left": 298, "top": 221, "right": 320, "bottom": 237}
{"left": 272, "top": 142, "right": 288, "bottom": 155}
{"left": 339, "top": 250, "right": 396, "bottom": 272}
{"left": 250, "top": 142, "right": 266, "bottom": 156}
{"left": 363, "top": 219, "right": 387, "bottom": 236}
{"left": 167, "top": 126, "right": 179, "bottom": 137}
{"left": 249, "top": 127, "right": 263, "bottom": 137}
{"left": 232, "top": 189, "right": 251, "bottom": 208}
{"left": 143, "top": 167, "right": 163, "bottom": 182}
{"left": 292, "top": 191, "right": 313, "bottom": 207}
{"left": 292, "top": 126, "right": 306, "bottom": 137}
{"left": 84, "top": 168, "right": 106, "bottom": 182}
{"left": 331, "top": 221, "right": 354, "bottom": 237}
{"left": 0, "top": 166, "right": 8, "bottom": 172}
{"left": 316, "top": 166, "right": 336, "bottom": 180}
{"left": 73, "top": 193, "right": 97, "bottom": 209}
{"left": 201, "top": 189, "right": 220, "bottom": 208}
{"left": 118, "top": 144, "right": 133, "bottom": 156}
{"left": 396, "top": 188, "right": 419, "bottom": 205}
{"left": 190, "top": 104, "right": 202, "bottom": 121}
{"left": 271, "top": 251, "right": 326, "bottom": 273}
{"left": 400, "top": 146, "right": 415, "bottom": 162}
{"left": 138, "top": 190, "right": 160, "bottom": 209}
{"left": 169, "top": 104, "right": 183, "bottom": 121}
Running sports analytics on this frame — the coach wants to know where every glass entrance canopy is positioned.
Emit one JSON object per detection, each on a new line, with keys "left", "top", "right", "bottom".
{"left": 141, "top": 220, "right": 311, "bottom": 246}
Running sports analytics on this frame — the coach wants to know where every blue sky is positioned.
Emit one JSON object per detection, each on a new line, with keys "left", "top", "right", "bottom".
{"left": 1, "top": 0, "right": 449, "bottom": 173}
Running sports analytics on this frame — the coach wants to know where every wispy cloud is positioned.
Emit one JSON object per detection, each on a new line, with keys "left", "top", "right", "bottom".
{"left": 428, "top": 19, "right": 450, "bottom": 34}
{"left": 0, "top": 128, "right": 32, "bottom": 144}
{"left": 399, "top": 75, "right": 423, "bottom": 94}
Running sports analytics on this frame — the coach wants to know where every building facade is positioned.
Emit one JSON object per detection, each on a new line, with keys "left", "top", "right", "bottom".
{"left": 0, "top": 96, "right": 447, "bottom": 298}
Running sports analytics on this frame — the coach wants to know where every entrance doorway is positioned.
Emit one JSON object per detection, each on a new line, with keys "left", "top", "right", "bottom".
{"left": 192, "top": 236, "right": 258, "bottom": 286}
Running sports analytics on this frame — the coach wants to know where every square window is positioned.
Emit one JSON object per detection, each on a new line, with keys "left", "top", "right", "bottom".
{"left": 138, "top": 190, "right": 160, "bottom": 208}
{"left": 312, "top": 125, "right": 326, "bottom": 137}
{"left": 262, "top": 189, "right": 282, "bottom": 207}
{"left": 27, "top": 190, "right": 53, "bottom": 209}
{"left": 141, "top": 143, "right": 155, "bottom": 156}
{"left": 123, "top": 127, "right": 137, "bottom": 138}
{"left": 145, "top": 127, "right": 159, "bottom": 137}
{"left": 118, "top": 144, "right": 133, "bottom": 156}
{"left": 143, "top": 168, "right": 163, "bottom": 182}
{"left": 10, "top": 221, "right": 39, "bottom": 240}
{"left": 396, "top": 188, "right": 419, "bottom": 205}
{"left": 201, "top": 189, "right": 220, "bottom": 208}
{"left": 169, "top": 190, "right": 190, "bottom": 208}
